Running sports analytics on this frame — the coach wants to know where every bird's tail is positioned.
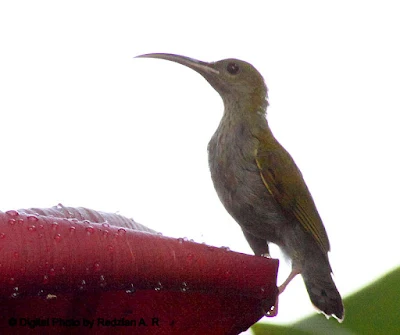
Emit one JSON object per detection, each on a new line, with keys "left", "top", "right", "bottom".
{"left": 302, "top": 258, "right": 344, "bottom": 321}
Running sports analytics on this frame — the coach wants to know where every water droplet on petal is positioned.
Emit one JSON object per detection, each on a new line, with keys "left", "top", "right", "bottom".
{"left": 102, "top": 230, "right": 109, "bottom": 238}
{"left": 51, "top": 222, "right": 58, "bottom": 230}
{"left": 27, "top": 215, "right": 39, "bottom": 223}
{"left": 154, "top": 281, "right": 163, "bottom": 291}
{"left": 220, "top": 246, "right": 230, "bottom": 251}
{"left": 177, "top": 237, "right": 184, "bottom": 244}
{"left": 86, "top": 226, "right": 95, "bottom": 235}
{"left": 49, "top": 268, "right": 56, "bottom": 276}
{"left": 93, "top": 262, "right": 101, "bottom": 272}
{"left": 28, "top": 225, "right": 36, "bottom": 232}
{"left": 102, "top": 223, "right": 110, "bottom": 228}
{"left": 0, "top": 233, "right": 6, "bottom": 239}
{"left": 17, "top": 218, "right": 24, "bottom": 224}
{"left": 43, "top": 275, "right": 49, "bottom": 284}
{"left": 180, "top": 282, "right": 188, "bottom": 292}
{"left": 79, "top": 280, "right": 86, "bottom": 291}
{"left": 69, "top": 226, "right": 76, "bottom": 233}
{"left": 54, "top": 234, "right": 62, "bottom": 242}
{"left": 6, "top": 210, "right": 19, "bottom": 217}
{"left": 99, "top": 275, "right": 107, "bottom": 288}
{"left": 126, "top": 283, "right": 136, "bottom": 294}
{"left": 117, "top": 228, "right": 126, "bottom": 236}
{"left": 8, "top": 219, "right": 16, "bottom": 226}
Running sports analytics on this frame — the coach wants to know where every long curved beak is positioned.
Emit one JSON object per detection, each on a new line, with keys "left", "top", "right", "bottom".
{"left": 135, "top": 53, "right": 219, "bottom": 76}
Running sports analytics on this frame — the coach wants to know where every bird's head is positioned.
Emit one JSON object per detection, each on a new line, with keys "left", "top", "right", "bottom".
{"left": 136, "top": 53, "right": 268, "bottom": 113}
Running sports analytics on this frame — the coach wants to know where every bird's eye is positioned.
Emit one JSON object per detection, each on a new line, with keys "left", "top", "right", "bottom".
{"left": 226, "top": 62, "right": 240, "bottom": 75}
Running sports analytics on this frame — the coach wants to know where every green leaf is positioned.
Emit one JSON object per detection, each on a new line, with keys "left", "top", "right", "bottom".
{"left": 252, "top": 267, "right": 400, "bottom": 334}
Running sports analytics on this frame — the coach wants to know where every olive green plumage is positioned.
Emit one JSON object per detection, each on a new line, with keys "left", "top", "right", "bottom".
{"left": 137, "top": 53, "right": 344, "bottom": 321}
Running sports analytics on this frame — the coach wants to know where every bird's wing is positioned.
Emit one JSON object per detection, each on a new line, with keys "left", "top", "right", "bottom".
{"left": 255, "top": 142, "right": 330, "bottom": 253}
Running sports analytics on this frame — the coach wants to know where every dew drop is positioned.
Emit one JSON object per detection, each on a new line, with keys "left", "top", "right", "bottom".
{"left": 27, "top": 215, "right": 39, "bottom": 223}
{"left": 61, "top": 267, "right": 67, "bottom": 274}
{"left": 51, "top": 222, "right": 58, "bottom": 230}
{"left": 0, "top": 233, "right": 5, "bottom": 239}
{"left": 37, "top": 289, "right": 45, "bottom": 297}
{"left": 8, "top": 219, "right": 16, "bottom": 225}
{"left": 43, "top": 275, "right": 49, "bottom": 284}
{"left": 28, "top": 225, "right": 36, "bottom": 232}
{"left": 5, "top": 210, "right": 19, "bottom": 217}
{"left": 102, "top": 223, "right": 110, "bottom": 228}
{"left": 117, "top": 228, "right": 126, "bottom": 236}
{"left": 82, "top": 220, "right": 91, "bottom": 225}
{"left": 126, "top": 283, "right": 136, "bottom": 294}
{"left": 54, "top": 234, "right": 62, "bottom": 242}
{"left": 157, "top": 232, "right": 163, "bottom": 236}
{"left": 69, "top": 226, "right": 76, "bottom": 233}
{"left": 93, "top": 262, "right": 101, "bottom": 272}
{"left": 180, "top": 282, "right": 188, "bottom": 292}
{"left": 102, "top": 230, "right": 109, "bottom": 238}
{"left": 17, "top": 218, "right": 24, "bottom": 224}
{"left": 220, "top": 246, "right": 230, "bottom": 251}
{"left": 154, "top": 281, "right": 163, "bottom": 291}
{"left": 86, "top": 226, "right": 95, "bottom": 235}
{"left": 177, "top": 237, "right": 184, "bottom": 244}
{"left": 99, "top": 275, "right": 107, "bottom": 288}
{"left": 8, "top": 277, "right": 15, "bottom": 285}
{"left": 49, "top": 268, "right": 56, "bottom": 276}
{"left": 79, "top": 280, "right": 86, "bottom": 291}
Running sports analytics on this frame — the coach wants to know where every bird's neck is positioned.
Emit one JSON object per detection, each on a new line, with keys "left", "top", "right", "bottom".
{"left": 221, "top": 95, "right": 272, "bottom": 136}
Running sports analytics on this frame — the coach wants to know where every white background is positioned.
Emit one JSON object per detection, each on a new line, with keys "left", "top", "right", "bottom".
{"left": 1, "top": 0, "right": 399, "bottom": 327}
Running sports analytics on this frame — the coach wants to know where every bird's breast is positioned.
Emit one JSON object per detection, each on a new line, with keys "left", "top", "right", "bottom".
{"left": 208, "top": 122, "right": 286, "bottom": 238}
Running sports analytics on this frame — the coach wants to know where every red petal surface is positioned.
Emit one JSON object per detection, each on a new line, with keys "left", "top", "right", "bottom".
{"left": 0, "top": 206, "right": 278, "bottom": 334}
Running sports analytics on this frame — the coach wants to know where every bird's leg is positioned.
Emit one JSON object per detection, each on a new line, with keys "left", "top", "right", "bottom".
{"left": 278, "top": 268, "right": 301, "bottom": 294}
